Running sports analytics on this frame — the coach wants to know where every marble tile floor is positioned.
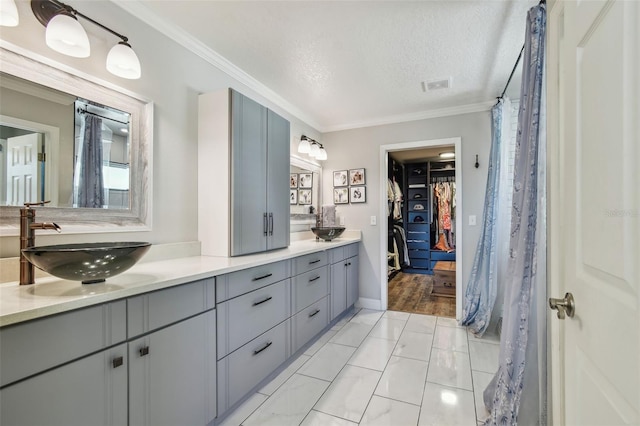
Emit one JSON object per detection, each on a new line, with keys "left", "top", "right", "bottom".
{"left": 219, "top": 308, "right": 501, "bottom": 426}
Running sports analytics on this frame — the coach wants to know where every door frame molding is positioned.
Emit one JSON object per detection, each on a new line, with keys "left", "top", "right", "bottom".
{"left": 378, "top": 137, "right": 463, "bottom": 319}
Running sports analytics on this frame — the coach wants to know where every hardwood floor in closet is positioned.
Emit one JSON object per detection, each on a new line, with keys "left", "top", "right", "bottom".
{"left": 388, "top": 272, "right": 456, "bottom": 318}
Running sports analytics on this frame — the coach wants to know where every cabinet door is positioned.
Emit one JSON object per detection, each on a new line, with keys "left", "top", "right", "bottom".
{"left": 129, "top": 310, "right": 216, "bottom": 426}
{"left": 330, "top": 261, "right": 347, "bottom": 321}
{"left": 0, "top": 344, "right": 127, "bottom": 426}
{"left": 266, "top": 109, "right": 290, "bottom": 250}
{"left": 346, "top": 255, "right": 359, "bottom": 308}
{"left": 231, "top": 89, "right": 267, "bottom": 256}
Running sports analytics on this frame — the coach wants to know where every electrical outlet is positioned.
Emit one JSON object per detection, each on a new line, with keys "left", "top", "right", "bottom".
{"left": 469, "top": 215, "right": 477, "bottom": 226}
{"left": 370, "top": 216, "right": 377, "bottom": 226}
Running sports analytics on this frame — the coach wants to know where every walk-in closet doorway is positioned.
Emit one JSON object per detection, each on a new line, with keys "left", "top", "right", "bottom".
{"left": 378, "top": 137, "right": 463, "bottom": 320}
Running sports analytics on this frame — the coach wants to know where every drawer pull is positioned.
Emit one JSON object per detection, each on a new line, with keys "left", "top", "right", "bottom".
{"left": 253, "top": 341, "right": 273, "bottom": 356}
{"left": 252, "top": 296, "right": 273, "bottom": 306}
{"left": 309, "top": 259, "right": 321, "bottom": 265}
{"left": 252, "top": 273, "right": 273, "bottom": 282}
{"left": 347, "top": 262, "right": 352, "bottom": 266}
{"left": 309, "top": 309, "right": 321, "bottom": 318}
{"left": 112, "top": 356, "right": 124, "bottom": 369}
{"left": 139, "top": 346, "right": 150, "bottom": 357}
{"left": 309, "top": 276, "right": 321, "bottom": 282}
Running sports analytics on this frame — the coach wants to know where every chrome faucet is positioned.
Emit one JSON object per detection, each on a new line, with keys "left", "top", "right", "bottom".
{"left": 20, "top": 202, "right": 61, "bottom": 285}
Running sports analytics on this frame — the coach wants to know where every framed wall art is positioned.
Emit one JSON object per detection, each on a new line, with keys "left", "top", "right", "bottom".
{"left": 349, "top": 168, "right": 366, "bottom": 186}
{"left": 290, "top": 173, "right": 298, "bottom": 188}
{"left": 298, "top": 189, "right": 312, "bottom": 205}
{"left": 290, "top": 189, "right": 298, "bottom": 204}
{"left": 333, "top": 187, "right": 349, "bottom": 204}
{"left": 350, "top": 186, "right": 366, "bottom": 203}
{"left": 333, "top": 170, "right": 348, "bottom": 187}
{"left": 299, "top": 173, "right": 313, "bottom": 189}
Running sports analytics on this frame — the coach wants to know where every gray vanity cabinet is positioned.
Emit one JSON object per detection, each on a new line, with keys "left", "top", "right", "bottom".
{"left": 199, "top": 88, "right": 290, "bottom": 257}
{"left": 330, "top": 243, "right": 360, "bottom": 320}
{"left": 129, "top": 310, "right": 216, "bottom": 426}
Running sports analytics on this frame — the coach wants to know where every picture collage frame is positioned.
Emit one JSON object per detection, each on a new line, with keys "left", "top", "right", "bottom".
{"left": 333, "top": 168, "right": 366, "bottom": 204}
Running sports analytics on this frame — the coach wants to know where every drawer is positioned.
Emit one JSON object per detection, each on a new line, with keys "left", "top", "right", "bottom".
{"left": 407, "top": 240, "right": 429, "bottom": 250}
{"left": 408, "top": 249, "right": 430, "bottom": 259}
{"left": 409, "top": 258, "right": 431, "bottom": 269}
{"left": 292, "top": 266, "right": 329, "bottom": 313}
{"left": 430, "top": 250, "right": 456, "bottom": 261}
{"left": 217, "top": 279, "right": 291, "bottom": 359}
{"left": 292, "top": 297, "right": 329, "bottom": 353}
{"left": 128, "top": 278, "right": 215, "bottom": 338}
{"left": 345, "top": 243, "right": 359, "bottom": 258}
{"left": 328, "top": 246, "right": 345, "bottom": 264}
{"left": 407, "top": 223, "right": 429, "bottom": 233}
{"left": 0, "top": 301, "right": 126, "bottom": 387}
{"left": 216, "top": 260, "right": 290, "bottom": 303}
{"left": 217, "top": 319, "right": 290, "bottom": 413}
{"left": 293, "top": 251, "right": 328, "bottom": 275}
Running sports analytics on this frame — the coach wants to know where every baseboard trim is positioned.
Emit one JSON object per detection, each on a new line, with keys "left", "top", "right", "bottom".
{"left": 356, "top": 297, "right": 382, "bottom": 310}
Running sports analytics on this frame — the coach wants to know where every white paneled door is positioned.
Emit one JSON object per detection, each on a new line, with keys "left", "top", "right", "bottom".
{"left": 6, "top": 133, "right": 41, "bottom": 206}
{"left": 548, "top": 1, "right": 639, "bottom": 424}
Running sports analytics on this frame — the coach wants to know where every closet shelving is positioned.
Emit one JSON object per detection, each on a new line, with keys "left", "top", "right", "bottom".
{"left": 404, "top": 162, "right": 431, "bottom": 274}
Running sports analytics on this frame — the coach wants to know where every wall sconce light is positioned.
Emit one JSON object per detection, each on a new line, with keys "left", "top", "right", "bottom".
{"left": 31, "top": 0, "right": 142, "bottom": 79}
{"left": 298, "top": 135, "right": 327, "bottom": 161}
{"left": 475, "top": 154, "right": 480, "bottom": 168}
{"left": 0, "top": 0, "right": 20, "bottom": 26}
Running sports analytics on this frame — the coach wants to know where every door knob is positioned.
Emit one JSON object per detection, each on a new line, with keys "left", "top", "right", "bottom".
{"left": 549, "top": 292, "right": 575, "bottom": 319}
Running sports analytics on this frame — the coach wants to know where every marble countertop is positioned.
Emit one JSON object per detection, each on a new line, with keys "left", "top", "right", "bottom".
{"left": 0, "top": 235, "right": 360, "bottom": 327}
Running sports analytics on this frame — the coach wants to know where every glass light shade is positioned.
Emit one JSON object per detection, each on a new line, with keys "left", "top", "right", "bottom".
{"left": 316, "top": 147, "right": 327, "bottom": 161}
{"left": 309, "top": 143, "right": 320, "bottom": 158}
{"left": 0, "top": 0, "right": 19, "bottom": 27}
{"left": 298, "top": 138, "right": 311, "bottom": 154}
{"left": 45, "top": 14, "right": 90, "bottom": 58}
{"left": 107, "top": 43, "right": 142, "bottom": 79}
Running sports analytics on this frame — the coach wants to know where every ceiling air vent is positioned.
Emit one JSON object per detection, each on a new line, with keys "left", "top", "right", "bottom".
{"left": 421, "top": 78, "right": 452, "bottom": 92}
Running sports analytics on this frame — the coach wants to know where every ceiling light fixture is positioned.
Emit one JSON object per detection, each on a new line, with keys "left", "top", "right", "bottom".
{"left": 298, "top": 135, "right": 327, "bottom": 161}
{"left": 439, "top": 152, "right": 455, "bottom": 159}
{"left": 0, "top": 0, "right": 20, "bottom": 27}
{"left": 31, "top": 0, "right": 142, "bottom": 79}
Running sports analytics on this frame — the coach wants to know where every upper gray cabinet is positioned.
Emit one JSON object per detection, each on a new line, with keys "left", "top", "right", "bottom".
{"left": 199, "top": 89, "right": 290, "bottom": 256}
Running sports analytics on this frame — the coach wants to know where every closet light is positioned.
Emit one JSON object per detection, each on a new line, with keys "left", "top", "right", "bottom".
{"left": 298, "top": 136, "right": 311, "bottom": 154}
{"left": 45, "top": 13, "right": 90, "bottom": 58}
{"left": 0, "top": 0, "right": 19, "bottom": 26}
{"left": 439, "top": 152, "right": 455, "bottom": 159}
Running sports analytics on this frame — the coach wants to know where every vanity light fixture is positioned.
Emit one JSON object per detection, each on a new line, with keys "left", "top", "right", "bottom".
{"left": 439, "top": 152, "right": 455, "bottom": 159}
{"left": 0, "top": 0, "right": 20, "bottom": 26}
{"left": 31, "top": 0, "right": 142, "bottom": 79}
{"left": 298, "top": 135, "right": 327, "bottom": 161}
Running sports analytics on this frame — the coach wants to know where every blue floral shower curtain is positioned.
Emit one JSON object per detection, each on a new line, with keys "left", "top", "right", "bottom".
{"left": 460, "top": 99, "right": 509, "bottom": 336}
{"left": 75, "top": 114, "right": 105, "bottom": 208}
{"left": 483, "top": 3, "right": 547, "bottom": 425}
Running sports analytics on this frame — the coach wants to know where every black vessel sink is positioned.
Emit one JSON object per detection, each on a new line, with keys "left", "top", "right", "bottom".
{"left": 311, "top": 227, "right": 346, "bottom": 241}
{"left": 22, "top": 242, "right": 151, "bottom": 284}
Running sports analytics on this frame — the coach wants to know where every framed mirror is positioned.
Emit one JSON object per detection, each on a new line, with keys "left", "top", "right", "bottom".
{"left": 0, "top": 47, "right": 153, "bottom": 236}
{"left": 290, "top": 154, "right": 321, "bottom": 233}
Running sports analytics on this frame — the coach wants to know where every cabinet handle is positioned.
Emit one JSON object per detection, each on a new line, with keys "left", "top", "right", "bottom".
{"left": 112, "top": 356, "right": 124, "bottom": 369}
{"left": 347, "top": 262, "right": 352, "bottom": 266}
{"left": 263, "top": 213, "right": 268, "bottom": 236}
{"left": 309, "top": 259, "right": 321, "bottom": 265}
{"left": 309, "top": 276, "right": 321, "bottom": 282}
{"left": 252, "top": 273, "right": 273, "bottom": 281}
{"left": 269, "top": 213, "right": 274, "bottom": 236}
{"left": 309, "top": 309, "right": 321, "bottom": 318}
{"left": 139, "top": 346, "right": 150, "bottom": 357}
{"left": 253, "top": 341, "right": 272, "bottom": 356}
{"left": 252, "top": 296, "right": 273, "bottom": 306}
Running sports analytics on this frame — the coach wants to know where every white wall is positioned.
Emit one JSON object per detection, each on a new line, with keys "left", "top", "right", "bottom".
{"left": 0, "top": 0, "right": 320, "bottom": 257}
{"left": 320, "top": 111, "right": 491, "bottom": 306}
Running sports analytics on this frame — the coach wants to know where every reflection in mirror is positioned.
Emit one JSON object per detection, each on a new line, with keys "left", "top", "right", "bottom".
{"left": 290, "top": 155, "right": 321, "bottom": 233}
{"left": 0, "top": 47, "right": 152, "bottom": 235}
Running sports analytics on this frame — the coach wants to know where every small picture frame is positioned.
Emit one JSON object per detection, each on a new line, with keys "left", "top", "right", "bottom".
{"left": 333, "top": 170, "right": 348, "bottom": 187}
{"left": 290, "top": 174, "right": 298, "bottom": 188}
{"left": 290, "top": 189, "right": 298, "bottom": 205}
{"left": 333, "top": 187, "right": 349, "bottom": 204}
{"left": 349, "top": 168, "right": 366, "bottom": 186}
{"left": 298, "top": 189, "right": 312, "bottom": 205}
{"left": 299, "top": 173, "right": 313, "bottom": 189}
{"left": 350, "top": 186, "right": 366, "bottom": 203}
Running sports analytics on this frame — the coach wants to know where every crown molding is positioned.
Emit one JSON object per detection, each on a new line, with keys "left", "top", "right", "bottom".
{"left": 323, "top": 101, "right": 496, "bottom": 133}
{"left": 111, "top": 0, "right": 323, "bottom": 132}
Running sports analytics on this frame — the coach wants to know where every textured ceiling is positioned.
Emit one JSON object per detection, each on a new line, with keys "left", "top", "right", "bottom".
{"left": 129, "top": 0, "right": 534, "bottom": 132}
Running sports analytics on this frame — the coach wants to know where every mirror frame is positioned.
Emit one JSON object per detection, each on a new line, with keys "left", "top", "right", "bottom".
{"left": 290, "top": 154, "right": 322, "bottom": 223}
{"left": 0, "top": 47, "right": 153, "bottom": 236}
